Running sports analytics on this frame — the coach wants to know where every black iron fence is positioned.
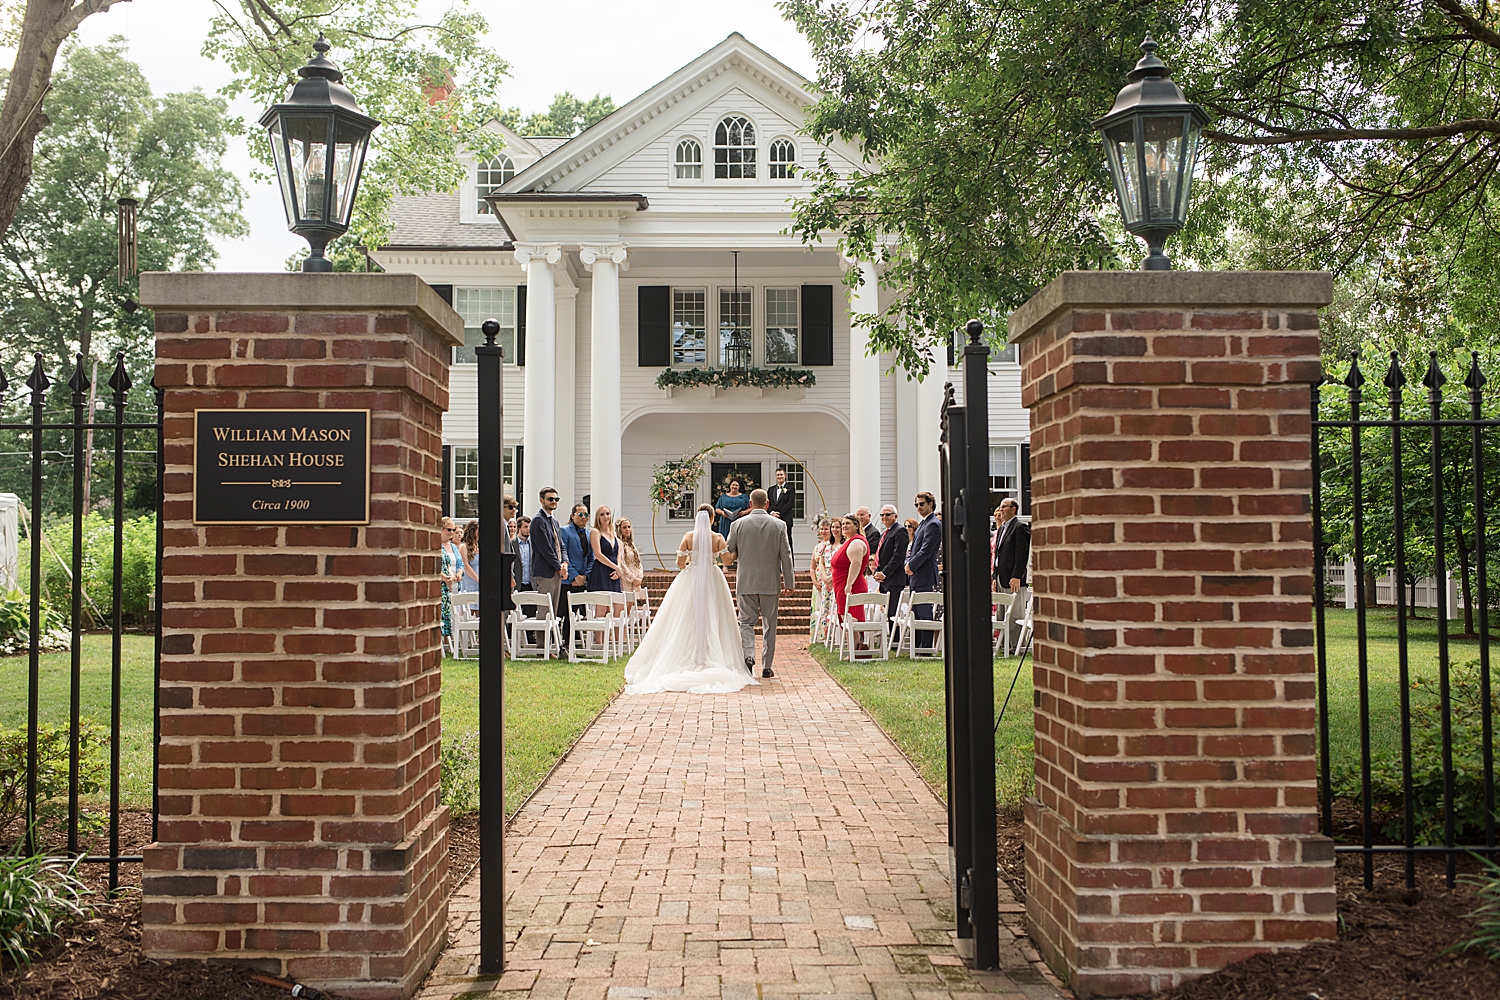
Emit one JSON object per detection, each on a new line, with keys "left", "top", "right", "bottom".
{"left": 1313, "top": 350, "right": 1498, "bottom": 889}
{"left": 0, "top": 352, "right": 161, "bottom": 891}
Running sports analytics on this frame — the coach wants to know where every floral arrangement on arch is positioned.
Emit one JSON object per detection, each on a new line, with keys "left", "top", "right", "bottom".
{"left": 655, "top": 367, "right": 817, "bottom": 391}
{"left": 650, "top": 442, "right": 724, "bottom": 512}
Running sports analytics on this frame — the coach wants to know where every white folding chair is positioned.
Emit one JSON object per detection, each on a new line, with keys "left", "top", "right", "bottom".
{"left": 568, "top": 591, "right": 613, "bottom": 663}
{"left": 449, "top": 592, "right": 480, "bottom": 659}
{"left": 992, "top": 591, "right": 1007, "bottom": 655}
{"left": 628, "top": 588, "right": 651, "bottom": 648}
{"left": 610, "top": 592, "right": 633, "bottom": 653}
{"left": 1012, "top": 594, "right": 1034, "bottom": 656}
{"left": 511, "top": 592, "right": 558, "bottom": 660}
{"left": 905, "top": 592, "right": 944, "bottom": 659}
{"left": 890, "top": 588, "right": 914, "bottom": 655}
{"left": 841, "top": 593, "right": 890, "bottom": 662}
{"left": 1001, "top": 586, "right": 1032, "bottom": 657}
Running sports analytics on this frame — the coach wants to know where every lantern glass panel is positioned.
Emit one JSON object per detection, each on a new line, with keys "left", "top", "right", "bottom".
{"left": 1141, "top": 115, "right": 1187, "bottom": 224}
{"left": 333, "top": 118, "right": 368, "bottom": 226}
{"left": 267, "top": 118, "right": 298, "bottom": 226}
{"left": 282, "top": 115, "right": 332, "bottom": 224}
{"left": 1102, "top": 120, "right": 1143, "bottom": 225}
{"left": 1178, "top": 118, "right": 1203, "bottom": 219}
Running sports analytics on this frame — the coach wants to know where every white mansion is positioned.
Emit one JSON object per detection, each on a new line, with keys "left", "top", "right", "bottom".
{"left": 373, "top": 34, "right": 1027, "bottom": 564}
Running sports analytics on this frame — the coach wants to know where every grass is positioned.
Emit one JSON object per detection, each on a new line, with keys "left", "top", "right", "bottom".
{"left": 0, "top": 635, "right": 623, "bottom": 815}
{"left": 811, "top": 608, "right": 1500, "bottom": 811}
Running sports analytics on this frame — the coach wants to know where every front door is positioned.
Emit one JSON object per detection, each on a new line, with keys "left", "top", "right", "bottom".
{"left": 710, "top": 462, "right": 762, "bottom": 499}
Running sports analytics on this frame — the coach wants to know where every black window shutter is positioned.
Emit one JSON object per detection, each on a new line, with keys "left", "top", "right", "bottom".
{"left": 516, "top": 285, "right": 527, "bottom": 366}
{"left": 515, "top": 445, "right": 524, "bottom": 506}
{"left": 430, "top": 283, "right": 454, "bottom": 306}
{"left": 441, "top": 445, "right": 452, "bottom": 517}
{"left": 638, "top": 286, "right": 670, "bottom": 366}
{"left": 1020, "top": 443, "right": 1032, "bottom": 515}
{"left": 947, "top": 332, "right": 955, "bottom": 369}
{"left": 801, "top": 284, "right": 833, "bottom": 366}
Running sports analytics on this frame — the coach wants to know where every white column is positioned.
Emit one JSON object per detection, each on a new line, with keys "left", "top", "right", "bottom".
{"left": 515, "top": 242, "right": 561, "bottom": 499}
{"left": 554, "top": 285, "right": 578, "bottom": 508}
{"left": 915, "top": 354, "right": 945, "bottom": 501}
{"left": 895, "top": 364, "right": 918, "bottom": 515}
{"left": 581, "top": 243, "right": 627, "bottom": 520}
{"left": 847, "top": 258, "right": 883, "bottom": 509}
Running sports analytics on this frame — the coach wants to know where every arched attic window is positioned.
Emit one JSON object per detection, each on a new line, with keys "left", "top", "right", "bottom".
{"left": 768, "top": 137, "right": 796, "bottom": 178}
{"left": 675, "top": 138, "right": 702, "bottom": 179}
{"left": 714, "top": 116, "right": 756, "bottom": 178}
{"left": 476, "top": 155, "right": 515, "bottom": 213}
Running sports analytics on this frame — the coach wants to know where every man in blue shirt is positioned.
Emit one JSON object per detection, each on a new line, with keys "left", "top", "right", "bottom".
{"left": 559, "top": 503, "right": 595, "bottom": 648}
{"left": 514, "top": 516, "right": 534, "bottom": 590}
{"left": 905, "top": 491, "right": 942, "bottom": 648}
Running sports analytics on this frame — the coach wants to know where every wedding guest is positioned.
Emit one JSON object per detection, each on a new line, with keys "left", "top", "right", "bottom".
{"left": 617, "top": 518, "right": 644, "bottom": 593}
{"left": 810, "top": 518, "right": 834, "bottom": 637}
{"left": 589, "top": 506, "right": 624, "bottom": 592}
{"left": 872, "top": 504, "right": 909, "bottom": 626}
{"left": 714, "top": 476, "right": 750, "bottom": 538}
{"left": 459, "top": 520, "right": 480, "bottom": 593}
{"left": 530, "top": 487, "right": 567, "bottom": 637}
{"left": 439, "top": 517, "right": 463, "bottom": 644}
{"left": 560, "top": 503, "right": 595, "bottom": 645}
{"left": 905, "top": 492, "right": 942, "bottom": 648}
{"left": 514, "top": 517, "right": 534, "bottom": 591}
{"left": 856, "top": 506, "right": 880, "bottom": 551}
{"left": 832, "top": 513, "right": 872, "bottom": 632}
{"left": 504, "top": 496, "right": 518, "bottom": 538}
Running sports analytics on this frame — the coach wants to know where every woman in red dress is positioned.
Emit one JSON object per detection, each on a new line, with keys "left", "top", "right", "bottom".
{"left": 830, "top": 513, "right": 872, "bottom": 622}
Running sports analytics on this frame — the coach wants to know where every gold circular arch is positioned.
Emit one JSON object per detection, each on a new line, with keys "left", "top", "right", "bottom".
{"left": 649, "top": 441, "right": 829, "bottom": 570}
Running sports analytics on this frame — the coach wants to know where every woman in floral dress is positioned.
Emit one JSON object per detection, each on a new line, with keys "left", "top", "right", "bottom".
{"left": 439, "top": 517, "right": 462, "bottom": 642}
{"left": 809, "top": 518, "right": 834, "bottom": 638}
{"left": 617, "top": 518, "right": 644, "bottom": 592}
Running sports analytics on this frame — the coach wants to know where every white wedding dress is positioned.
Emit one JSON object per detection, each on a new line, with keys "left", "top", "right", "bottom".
{"left": 624, "top": 511, "right": 758, "bottom": 695}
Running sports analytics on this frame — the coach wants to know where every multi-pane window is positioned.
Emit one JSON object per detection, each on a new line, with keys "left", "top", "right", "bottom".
{"left": 451, "top": 446, "right": 517, "bottom": 519}
{"left": 675, "top": 138, "right": 702, "bottom": 179}
{"left": 764, "top": 288, "right": 799, "bottom": 365}
{"left": 768, "top": 138, "right": 796, "bottom": 178}
{"left": 476, "top": 156, "right": 515, "bottom": 213}
{"left": 666, "top": 463, "right": 696, "bottom": 519}
{"left": 454, "top": 287, "right": 517, "bottom": 364}
{"left": 718, "top": 288, "right": 752, "bottom": 367}
{"left": 989, "top": 444, "right": 1020, "bottom": 502}
{"left": 672, "top": 288, "right": 707, "bottom": 366}
{"left": 714, "top": 116, "right": 756, "bottom": 178}
{"left": 775, "top": 462, "right": 807, "bottom": 520}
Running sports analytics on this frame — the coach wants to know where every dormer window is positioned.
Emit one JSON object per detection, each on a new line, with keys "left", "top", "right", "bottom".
{"left": 769, "top": 138, "right": 796, "bottom": 178}
{"left": 714, "top": 116, "right": 756, "bottom": 179}
{"left": 675, "top": 138, "right": 702, "bottom": 179}
{"left": 476, "top": 155, "right": 515, "bottom": 213}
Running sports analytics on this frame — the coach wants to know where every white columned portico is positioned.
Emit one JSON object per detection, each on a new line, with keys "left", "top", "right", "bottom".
{"left": 915, "top": 359, "right": 945, "bottom": 499}
{"left": 581, "top": 243, "right": 627, "bottom": 520}
{"left": 846, "top": 258, "right": 882, "bottom": 509}
{"left": 515, "top": 241, "right": 562, "bottom": 498}
{"left": 554, "top": 283, "right": 578, "bottom": 508}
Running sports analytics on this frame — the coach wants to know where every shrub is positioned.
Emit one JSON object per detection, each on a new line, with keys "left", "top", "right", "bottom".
{"left": 1337, "top": 658, "right": 1497, "bottom": 844}
{"left": 0, "top": 590, "right": 68, "bottom": 657}
{"left": 1457, "top": 854, "right": 1500, "bottom": 961}
{"left": 440, "top": 733, "right": 480, "bottom": 817}
{"left": 16, "top": 513, "right": 156, "bottom": 628}
{"left": 0, "top": 722, "right": 108, "bottom": 838}
{"left": 0, "top": 852, "right": 90, "bottom": 968}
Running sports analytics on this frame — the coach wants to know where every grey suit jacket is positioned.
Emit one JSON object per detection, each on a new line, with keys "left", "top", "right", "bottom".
{"left": 725, "top": 509, "right": 795, "bottom": 595}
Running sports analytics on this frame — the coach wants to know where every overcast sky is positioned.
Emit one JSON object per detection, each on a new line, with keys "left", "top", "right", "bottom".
{"left": 60, "top": 0, "right": 817, "bottom": 272}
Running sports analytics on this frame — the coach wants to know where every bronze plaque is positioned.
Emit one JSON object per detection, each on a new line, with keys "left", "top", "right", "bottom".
{"left": 194, "top": 409, "right": 371, "bottom": 525}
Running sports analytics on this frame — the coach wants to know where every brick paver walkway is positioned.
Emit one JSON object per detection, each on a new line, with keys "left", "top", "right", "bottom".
{"left": 419, "top": 637, "right": 1065, "bottom": 1000}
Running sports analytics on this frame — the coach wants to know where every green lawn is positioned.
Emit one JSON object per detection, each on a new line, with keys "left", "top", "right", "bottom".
{"left": 0, "top": 635, "right": 623, "bottom": 815}
{"left": 813, "top": 608, "right": 1499, "bottom": 811}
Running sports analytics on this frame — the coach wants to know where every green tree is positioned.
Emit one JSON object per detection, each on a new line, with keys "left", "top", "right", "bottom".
{"left": 779, "top": 0, "right": 1500, "bottom": 370}
{"left": 502, "top": 91, "right": 616, "bottom": 136}
{"left": 207, "top": 0, "right": 510, "bottom": 253}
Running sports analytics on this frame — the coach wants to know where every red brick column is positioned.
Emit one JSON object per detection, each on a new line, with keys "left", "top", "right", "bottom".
{"left": 140, "top": 273, "right": 462, "bottom": 1000}
{"left": 1009, "top": 272, "right": 1336, "bottom": 997}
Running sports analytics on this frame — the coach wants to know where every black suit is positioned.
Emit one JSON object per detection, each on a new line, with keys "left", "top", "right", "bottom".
{"left": 993, "top": 518, "right": 1031, "bottom": 590}
{"left": 767, "top": 482, "right": 796, "bottom": 553}
{"left": 874, "top": 524, "right": 909, "bottom": 625}
{"left": 863, "top": 523, "right": 880, "bottom": 552}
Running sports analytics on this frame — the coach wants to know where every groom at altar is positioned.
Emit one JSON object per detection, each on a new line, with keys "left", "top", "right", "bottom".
{"left": 767, "top": 468, "right": 796, "bottom": 554}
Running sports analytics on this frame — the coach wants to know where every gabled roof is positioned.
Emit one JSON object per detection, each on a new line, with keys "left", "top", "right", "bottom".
{"left": 383, "top": 192, "right": 513, "bottom": 251}
{"left": 501, "top": 32, "right": 821, "bottom": 194}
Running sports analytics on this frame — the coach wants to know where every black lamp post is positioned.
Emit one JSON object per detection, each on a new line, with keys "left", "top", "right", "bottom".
{"left": 260, "top": 35, "right": 379, "bottom": 272}
{"left": 1095, "top": 35, "right": 1208, "bottom": 270}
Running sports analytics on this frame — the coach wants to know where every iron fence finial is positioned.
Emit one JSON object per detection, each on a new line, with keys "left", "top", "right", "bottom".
{"left": 482, "top": 318, "right": 500, "bottom": 346}
{"left": 25, "top": 353, "right": 50, "bottom": 406}
{"left": 108, "top": 352, "right": 131, "bottom": 403}
{"left": 1422, "top": 351, "right": 1446, "bottom": 400}
{"left": 966, "top": 319, "right": 983, "bottom": 344}
{"left": 1343, "top": 358, "right": 1365, "bottom": 390}
{"left": 68, "top": 353, "right": 90, "bottom": 403}
{"left": 1464, "top": 351, "right": 1486, "bottom": 395}
{"left": 1383, "top": 352, "right": 1406, "bottom": 392}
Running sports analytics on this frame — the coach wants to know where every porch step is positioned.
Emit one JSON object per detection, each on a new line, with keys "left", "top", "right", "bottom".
{"left": 641, "top": 569, "right": 816, "bottom": 630}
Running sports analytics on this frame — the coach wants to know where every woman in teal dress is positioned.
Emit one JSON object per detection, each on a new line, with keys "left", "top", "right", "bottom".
{"left": 713, "top": 476, "right": 750, "bottom": 538}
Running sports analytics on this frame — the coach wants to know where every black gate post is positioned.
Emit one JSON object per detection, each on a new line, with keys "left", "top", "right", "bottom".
{"left": 68, "top": 355, "right": 89, "bottom": 857}
{"left": 961, "top": 320, "right": 999, "bottom": 968}
{"left": 25, "top": 355, "right": 50, "bottom": 856}
{"left": 476, "top": 317, "right": 507, "bottom": 973}
{"left": 941, "top": 389, "right": 974, "bottom": 946}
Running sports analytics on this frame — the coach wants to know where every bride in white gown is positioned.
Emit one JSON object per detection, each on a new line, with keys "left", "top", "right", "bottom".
{"left": 623, "top": 506, "right": 757, "bottom": 695}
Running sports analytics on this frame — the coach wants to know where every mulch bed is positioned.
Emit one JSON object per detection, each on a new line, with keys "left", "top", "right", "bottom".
{"left": 0, "top": 810, "right": 484, "bottom": 1000}
{"left": 996, "top": 807, "right": 1500, "bottom": 1000}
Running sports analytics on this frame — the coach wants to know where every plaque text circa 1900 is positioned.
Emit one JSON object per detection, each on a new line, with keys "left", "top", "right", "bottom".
{"left": 193, "top": 409, "right": 371, "bottom": 524}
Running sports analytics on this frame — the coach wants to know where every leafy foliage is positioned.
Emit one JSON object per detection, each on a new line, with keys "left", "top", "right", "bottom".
{"left": 0, "top": 720, "right": 107, "bottom": 837}
{"left": 439, "top": 731, "right": 479, "bottom": 816}
{"left": 501, "top": 91, "right": 616, "bottom": 137}
{"left": 0, "top": 590, "right": 65, "bottom": 658}
{"left": 0, "top": 850, "right": 89, "bottom": 970}
{"left": 654, "top": 367, "right": 817, "bottom": 391}
{"left": 650, "top": 443, "right": 723, "bottom": 513}
{"left": 16, "top": 514, "right": 158, "bottom": 629}
{"left": 1457, "top": 854, "right": 1500, "bottom": 961}
{"left": 207, "top": 0, "right": 510, "bottom": 253}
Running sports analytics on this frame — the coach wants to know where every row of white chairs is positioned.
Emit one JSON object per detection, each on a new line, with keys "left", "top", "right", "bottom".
{"left": 809, "top": 587, "right": 944, "bottom": 661}
{"left": 443, "top": 588, "right": 652, "bottom": 662}
{"left": 993, "top": 588, "right": 1034, "bottom": 657}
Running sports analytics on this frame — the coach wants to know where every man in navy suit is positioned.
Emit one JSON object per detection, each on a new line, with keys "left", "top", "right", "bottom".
{"left": 871, "top": 504, "right": 908, "bottom": 628}
{"left": 904, "top": 491, "right": 941, "bottom": 648}
{"left": 530, "top": 487, "right": 567, "bottom": 652}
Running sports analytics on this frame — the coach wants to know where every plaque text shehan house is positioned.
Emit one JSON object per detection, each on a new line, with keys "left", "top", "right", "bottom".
{"left": 193, "top": 408, "right": 371, "bottom": 524}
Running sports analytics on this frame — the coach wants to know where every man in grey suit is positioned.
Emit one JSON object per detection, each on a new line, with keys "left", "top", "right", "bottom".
{"left": 724, "top": 488, "right": 795, "bottom": 678}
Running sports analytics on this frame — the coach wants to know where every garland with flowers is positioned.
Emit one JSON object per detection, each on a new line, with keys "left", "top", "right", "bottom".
{"left": 650, "top": 442, "right": 724, "bottom": 512}
{"left": 655, "top": 367, "right": 816, "bottom": 391}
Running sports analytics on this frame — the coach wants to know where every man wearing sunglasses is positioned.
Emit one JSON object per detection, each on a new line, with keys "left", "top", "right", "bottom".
{"left": 530, "top": 488, "right": 568, "bottom": 648}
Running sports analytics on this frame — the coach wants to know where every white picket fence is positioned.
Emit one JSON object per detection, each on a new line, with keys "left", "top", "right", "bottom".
{"left": 1324, "top": 556, "right": 1469, "bottom": 610}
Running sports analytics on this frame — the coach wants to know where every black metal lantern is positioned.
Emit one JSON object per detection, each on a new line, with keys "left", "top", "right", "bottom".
{"left": 725, "top": 328, "right": 752, "bottom": 372}
{"left": 259, "top": 35, "right": 379, "bottom": 272}
{"left": 1095, "top": 35, "right": 1209, "bottom": 270}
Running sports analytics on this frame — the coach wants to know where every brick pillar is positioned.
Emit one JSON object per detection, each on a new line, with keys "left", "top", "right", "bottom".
{"left": 1009, "top": 272, "right": 1337, "bottom": 997}
{"left": 140, "top": 273, "right": 462, "bottom": 1000}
